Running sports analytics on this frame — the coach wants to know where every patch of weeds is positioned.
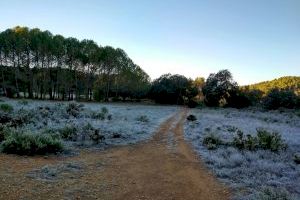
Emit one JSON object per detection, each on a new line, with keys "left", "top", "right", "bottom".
{"left": 91, "top": 106, "right": 110, "bottom": 120}
{"left": 112, "top": 132, "right": 121, "bottom": 139}
{"left": 256, "top": 128, "right": 287, "bottom": 152}
{"left": 232, "top": 130, "right": 258, "bottom": 151}
{"left": 225, "top": 125, "right": 238, "bottom": 132}
{"left": 66, "top": 102, "right": 83, "bottom": 117}
{"left": 27, "top": 162, "right": 84, "bottom": 181}
{"left": 8, "top": 109, "right": 35, "bottom": 127}
{"left": 59, "top": 124, "right": 77, "bottom": 140}
{"left": 0, "top": 103, "right": 13, "bottom": 113}
{"left": 254, "top": 186, "right": 294, "bottom": 200}
{"left": 231, "top": 129, "right": 287, "bottom": 152}
{"left": 203, "top": 133, "right": 223, "bottom": 150}
{"left": 136, "top": 115, "right": 149, "bottom": 123}
{"left": 1, "top": 130, "right": 63, "bottom": 155}
{"left": 101, "top": 107, "right": 108, "bottom": 115}
{"left": 292, "top": 153, "right": 300, "bottom": 165}
{"left": 89, "top": 129, "right": 105, "bottom": 144}
{"left": 187, "top": 114, "right": 197, "bottom": 121}
{"left": 0, "top": 124, "right": 10, "bottom": 142}
{"left": 18, "top": 99, "right": 29, "bottom": 105}
{"left": 204, "top": 127, "right": 211, "bottom": 132}
{"left": 91, "top": 112, "right": 105, "bottom": 120}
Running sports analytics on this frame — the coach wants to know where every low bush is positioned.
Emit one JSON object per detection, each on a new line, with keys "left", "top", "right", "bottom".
{"left": 231, "top": 129, "right": 286, "bottom": 152}
{"left": 203, "top": 133, "right": 222, "bottom": 150}
{"left": 66, "top": 102, "right": 83, "bottom": 117}
{"left": 1, "top": 130, "right": 63, "bottom": 155}
{"left": 89, "top": 129, "right": 105, "bottom": 144}
{"left": 256, "top": 129, "right": 287, "bottom": 152}
{"left": 187, "top": 114, "right": 197, "bottom": 121}
{"left": 232, "top": 130, "right": 258, "bottom": 151}
{"left": 293, "top": 153, "right": 300, "bottom": 164}
{"left": 0, "top": 124, "right": 9, "bottom": 142}
{"left": 91, "top": 112, "right": 105, "bottom": 120}
{"left": 255, "top": 187, "right": 293, "bottom": 200}
{"left": 59, "top": 125, "right": 77, "bottom": 140}
{"left": 18, "top": 99, "right": 29, "bottom": 105}
{"left": 91, "top": 107, "right": 110, "bottom": 120}
{"left": 262, "top": 89, "right": 299, "bottom": 110}
{"left": 101, "top": 107, "right": 108, "bottom": 115}
{"left": 0, "top": 103, "right": 13, "bottom": 113}
{"left": 136, "top": 115, "right": 149, "bottom": 123}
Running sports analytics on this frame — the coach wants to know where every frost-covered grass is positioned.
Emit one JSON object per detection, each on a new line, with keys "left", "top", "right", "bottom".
{"left": 184, "top": 107, "right": 300, "bottom": 200}
{"left": 0, "top": 98, "right": 177, "bottom": 152}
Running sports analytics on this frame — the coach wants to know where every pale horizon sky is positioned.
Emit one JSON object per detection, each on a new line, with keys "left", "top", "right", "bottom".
{"left": 0, "top": 0, "right": 299, "bottom": 85}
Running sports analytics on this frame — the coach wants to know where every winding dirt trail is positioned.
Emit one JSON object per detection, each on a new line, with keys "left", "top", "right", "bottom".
{"left": 0, "top": 109, "right": 230, "bottom": 200}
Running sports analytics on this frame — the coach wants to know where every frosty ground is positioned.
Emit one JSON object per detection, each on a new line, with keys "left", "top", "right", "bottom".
{"left": 184, "top": 108, "right": 300, "bottom": 200}
{"left": 0, "top": 98, "right": 177, "bottom": 151}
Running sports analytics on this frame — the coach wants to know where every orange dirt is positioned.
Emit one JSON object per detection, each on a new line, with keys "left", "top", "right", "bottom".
{"left": 0, "top": 109, "right": 230, "bottom": 200}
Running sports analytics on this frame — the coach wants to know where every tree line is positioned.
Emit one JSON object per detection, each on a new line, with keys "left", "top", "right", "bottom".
{"left": 1, "top": 26, "right": 299, "bottom": 109}
{"left": 0, "top": 26, "right": 150, "bottom": 101}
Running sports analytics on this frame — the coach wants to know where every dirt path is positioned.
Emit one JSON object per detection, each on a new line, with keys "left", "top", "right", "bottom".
{"left": 0, "top": 109, "right": 230, "bottom": 200}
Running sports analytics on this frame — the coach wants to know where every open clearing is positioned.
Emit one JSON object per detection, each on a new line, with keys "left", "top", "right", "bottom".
{"left": 0, "top": 108, "right": 230, "bottom": 200}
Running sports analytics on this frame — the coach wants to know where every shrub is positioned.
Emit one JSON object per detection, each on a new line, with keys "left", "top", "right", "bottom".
{"left": 12, "top": 109, "right": 35, "bottom": 126}
{"left": 59, "top": 125, "right": 77, "bottom": 140}
{"left": 232, "top": 130, "right": 258, "bottom": 151}
{"left": 136, "top": 115, "right": 149, "bottom": 123}
{"left": 89, "top": 129, "right": 105, "bottom": 144}
{"left": 255, "top": 187, "right": 293, "bottom": 200}
{"left": 203, "top": 133, "right": 222, "bottom": 150}
{"left": 256, "top": 129, "right": 287, "bottom": 152}
{"left": 187, "top": 114, "right": 197, "bottom": 121}
{"left": 91, "top": 112, "right": 105, "bottom": 120}
{"left": 107, "top": 114, "right": 112, "bottom": 120}
{"left": 1, "top": 130, "right": 63, "bottom": 155}
{"left": 0, "top": 103, "right": 13, "bottom": 113}
{"left": 66, "top": 102, "right": 82, "bottom": 117}
{"left": 18, "top": 99, "right": 29, "bottom": 105}
{"left": 91, "top": 107, "right": 109, "bottom": 120}
{"left": 0, "top": 124, "right": 10, "bottom": 142}
{"left": 293, "top": 153, "right": 300, "bottom": 164}
{"left": 262, "top": 89, "right": 299, "bottom": 110}
{"left": 101, "top": 107, "right": 108, "bottom": 115}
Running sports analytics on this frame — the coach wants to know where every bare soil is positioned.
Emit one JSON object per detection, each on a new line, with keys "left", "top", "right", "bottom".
{"left": 0, "top": 109, "right": 230, "bottom": 200}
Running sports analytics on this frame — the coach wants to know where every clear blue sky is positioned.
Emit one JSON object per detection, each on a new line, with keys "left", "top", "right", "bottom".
{"left": 1, "top": 0, "right": 299, "bottom": 85}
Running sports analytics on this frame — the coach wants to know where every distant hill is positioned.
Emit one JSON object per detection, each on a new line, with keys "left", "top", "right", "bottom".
{"left": 242, "top": 76, "right": 300, "bottom": 95}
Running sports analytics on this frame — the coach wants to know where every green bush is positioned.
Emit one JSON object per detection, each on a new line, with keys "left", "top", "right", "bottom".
{"left": 1, "top": 130, "right": 63, "bottom": 155}
{"left": 231, "top": 129, "right": 286, "bottom": 152}
{"left": 232, "top": 130, "right": 258, "bottom": 150}
{"left": 262, "top": 89, "right": 299, "bottom": 110}
{"left": 0, "top": 103, "right": 13, "bottom": 113}
{"left": 256, "top": 129, "right": 287, "bottom": 152}
{"left": 203, "top": 133, "right": 222, "bottom": 150}
{"left": 59, "top": 125, "right": 77, "bottom": 140}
